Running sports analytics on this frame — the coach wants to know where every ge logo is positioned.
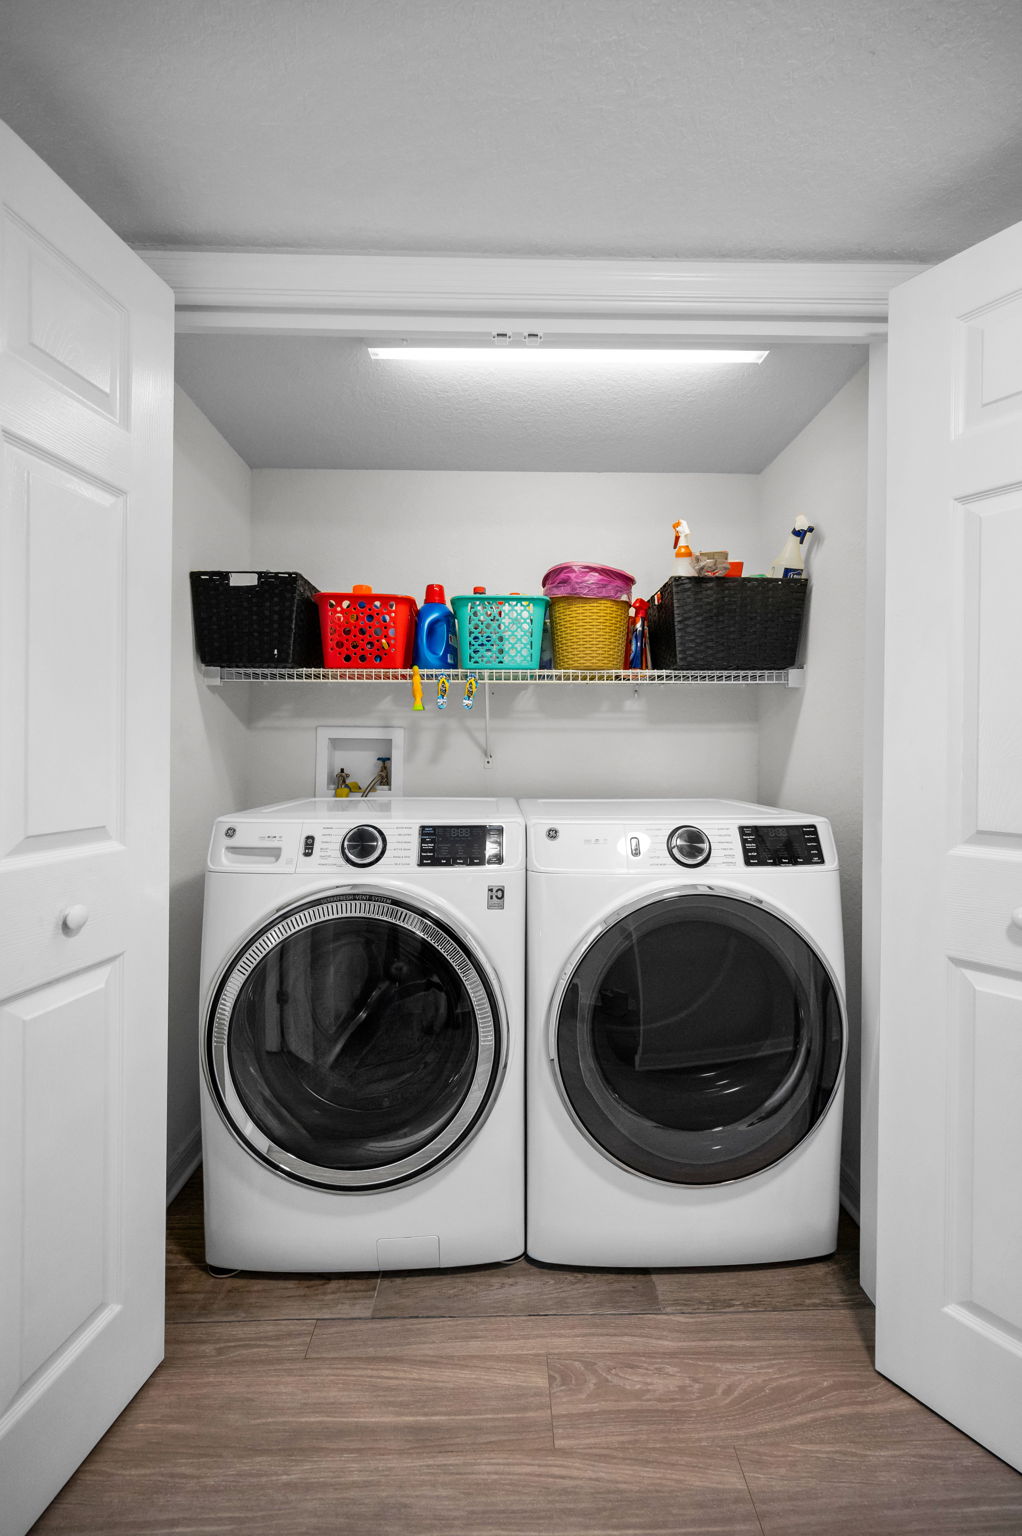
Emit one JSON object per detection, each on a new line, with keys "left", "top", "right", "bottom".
{"left": 224, "top": 826, "right": 237, "bottom": 838}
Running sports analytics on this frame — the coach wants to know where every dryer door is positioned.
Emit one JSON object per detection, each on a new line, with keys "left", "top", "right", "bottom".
{"left": 205, "top": 894, "right": 505, "bottom": 1189}
{"left": 554, "top": 893, "right": 843, "bottom": 1185}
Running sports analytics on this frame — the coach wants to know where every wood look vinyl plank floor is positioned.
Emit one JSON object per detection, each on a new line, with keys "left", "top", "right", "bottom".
{"left": 29, "top": 1169, "right": 1022, "bottom": 1535}
{"left": 306, "top": 1305, "right": 875, "bottom": 1362}
{"left": 34, "top": 1449, "right": 765, "bottom": 1536}
{"left": 737, "top": 1443, "right": 1022, "bottom": 1536}
{"left": 372, "top": 1256, "right": 661, "bottom": 1318}
{"left": 165, "top": 1264, "right": 379, "bottom": 1322}
{"left": 73, "top": 1354, "right": 557, "bottom": 1461}
{"left": 546, "top": 1349, "right": 973, "bottom": 1454}
{"left": 163, "top": 1319, "right": 317, "bottom": 1364}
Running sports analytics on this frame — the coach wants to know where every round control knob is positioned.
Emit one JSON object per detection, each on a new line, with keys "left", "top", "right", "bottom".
{"left": 341, "top": 825, "right": 387, "bottom": 868}
{"left": 667, "top": 825, "right": 711, "bottom": 868}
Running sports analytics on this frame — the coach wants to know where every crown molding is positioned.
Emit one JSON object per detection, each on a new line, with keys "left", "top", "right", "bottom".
{"left": 139, "top": 251, "right": 926, "bottom": 339}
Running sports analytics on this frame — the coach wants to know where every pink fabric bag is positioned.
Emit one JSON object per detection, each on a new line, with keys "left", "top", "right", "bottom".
{"left": 541, "top": 563, "right": 635, "bottom": 600}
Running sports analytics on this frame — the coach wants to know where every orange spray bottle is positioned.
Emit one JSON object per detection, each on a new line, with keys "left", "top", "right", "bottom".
{"left": 672, "top": 520, "right": 697, "bottom": 576}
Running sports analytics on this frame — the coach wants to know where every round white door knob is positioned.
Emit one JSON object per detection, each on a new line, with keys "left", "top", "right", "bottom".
{"left": 1011, "top": 907, "right": 1022, "bottom": 931}
{"left": 61, "top": 904, "right": 90, "bottom": 936}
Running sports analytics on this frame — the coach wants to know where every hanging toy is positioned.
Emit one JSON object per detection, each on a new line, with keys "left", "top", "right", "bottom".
{"left": 462, "top": 677, "right": 477, "bottom": 710}
{"left": 436, "top": 676, "right": 449, "bottom": 710}
{"left": 411, "top": 665, "right": 424, "bottom": 711}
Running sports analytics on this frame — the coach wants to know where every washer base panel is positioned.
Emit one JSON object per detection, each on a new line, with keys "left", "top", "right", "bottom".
{"left": 202, "top": 1098, "right": 524, "bottom": 1272}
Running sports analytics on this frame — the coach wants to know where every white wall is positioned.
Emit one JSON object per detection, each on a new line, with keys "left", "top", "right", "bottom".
{"left": 168, "top": 388, "right": 253, "bottom": 1198}
{"left": 171, "top": 422, "right": 869, "bottom": 1216}
{"left": 756, "top": 368, "right": 868, "bottom": 1213}
{"left": 247, "top": 471, "right": 767, "bottom": 804}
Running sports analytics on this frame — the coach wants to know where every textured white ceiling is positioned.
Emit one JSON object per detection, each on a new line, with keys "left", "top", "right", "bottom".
{"left": 174, "top": 336, "right": 867, "bottom": 471}
{"left": 2, "top": 0, "right": 1014, "bottom": 469}
{"left": 1, "top": 0, "right": 1021, "bottom": 262}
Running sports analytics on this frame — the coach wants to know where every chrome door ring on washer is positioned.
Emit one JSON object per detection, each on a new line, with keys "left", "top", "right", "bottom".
{"left": 205, "top": 892, "right": 506, "bottom": 1190}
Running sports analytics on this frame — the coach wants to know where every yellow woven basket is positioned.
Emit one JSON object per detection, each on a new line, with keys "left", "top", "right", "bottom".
{"left": 549, "top": 597, "right": 631, "bottom": 669}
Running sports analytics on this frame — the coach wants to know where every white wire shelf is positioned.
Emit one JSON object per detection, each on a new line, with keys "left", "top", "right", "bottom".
{"left": 202, "top": 665, "right": 804, "bottom": 687}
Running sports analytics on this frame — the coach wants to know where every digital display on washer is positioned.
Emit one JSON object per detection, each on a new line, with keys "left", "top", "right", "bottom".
{"left": 739, "top": 824, "right": 825, "bottom": 867}
{"left": 418, "top": 824, "right": 504, "bottom": 866}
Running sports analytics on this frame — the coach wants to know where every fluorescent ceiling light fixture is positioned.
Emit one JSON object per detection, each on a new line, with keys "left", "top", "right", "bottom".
{"left": 367, "top": 346, "right": 768, "bottom": 368}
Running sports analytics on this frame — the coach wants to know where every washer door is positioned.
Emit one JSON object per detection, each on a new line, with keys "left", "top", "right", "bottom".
{"left": 205, "top": 894, "right": 504, "bottom": 1189}
{"left": 554, "top": 893, "right": 844, "bottom": 1185}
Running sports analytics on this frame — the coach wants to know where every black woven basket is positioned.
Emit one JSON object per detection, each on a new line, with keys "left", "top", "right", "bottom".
{"left": 648, "top": 576, "right": 807, "bottom": 670}
{"left": 190, "top": 571, "right": 323, "bottom": 666}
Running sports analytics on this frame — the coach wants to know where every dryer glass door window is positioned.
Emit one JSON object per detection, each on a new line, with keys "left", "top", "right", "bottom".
{"left": 206, "top": 896, "right": 503, "bottom": 1190}
{"left": 555, "top": 894, "right": 843, "bottom": 1185}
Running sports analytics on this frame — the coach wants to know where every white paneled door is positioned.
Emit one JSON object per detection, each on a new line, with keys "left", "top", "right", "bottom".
{"left": 878, "top": 219, "right": 1022, "bottom": 1468}
{"left": 0, "top": 122, "right": 173, "bottom": 1534}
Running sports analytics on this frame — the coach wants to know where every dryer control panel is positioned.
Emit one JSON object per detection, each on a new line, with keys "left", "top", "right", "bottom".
{"left": 528, "top": 817, "right": 836, "bottom": 873}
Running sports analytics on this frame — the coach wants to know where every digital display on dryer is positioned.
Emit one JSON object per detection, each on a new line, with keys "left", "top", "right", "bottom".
{"left": 418, "top": 825, "right": 504, "bottom": 866}
{"left": 739, "top": 824, "right": 825, "bottom": 866}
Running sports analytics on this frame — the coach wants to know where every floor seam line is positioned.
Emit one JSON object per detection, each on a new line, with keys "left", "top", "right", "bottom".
{"left": 544, "top": 1351, "right": 558, "bottom": 1451}
{"left": 734, "top": 1445, "right": 768, "bottom": 1536}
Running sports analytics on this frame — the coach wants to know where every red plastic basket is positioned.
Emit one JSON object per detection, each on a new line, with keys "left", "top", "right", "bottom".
{"left": 315, "top": 586, "right": 417, "bottom": 667}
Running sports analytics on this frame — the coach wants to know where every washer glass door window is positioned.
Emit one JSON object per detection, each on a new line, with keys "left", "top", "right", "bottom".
{"left": 555, "top": 894, "right": 843, "bottom": 1185}
{"left": 207, "top": 896, "right": 502, "bottom": 1189}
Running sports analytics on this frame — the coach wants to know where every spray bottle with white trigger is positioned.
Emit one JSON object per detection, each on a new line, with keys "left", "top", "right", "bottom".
{"left": 768, "top": 516, "right": 814, "bottom": 579}
{"left": 672, "top": 520, "right": 697, "bottom": 576}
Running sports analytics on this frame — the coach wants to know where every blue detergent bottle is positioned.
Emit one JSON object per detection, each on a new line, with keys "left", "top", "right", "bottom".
{"left": 413, "top": 584, "right": 458, "bottom": 669}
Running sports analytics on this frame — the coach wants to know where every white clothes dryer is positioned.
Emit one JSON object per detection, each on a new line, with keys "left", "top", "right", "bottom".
{"left": 199, "top": 797, "right": 524, "bottom": 1273}
{"left": 520, "top": 798, "right": 847, "bottom": 1267}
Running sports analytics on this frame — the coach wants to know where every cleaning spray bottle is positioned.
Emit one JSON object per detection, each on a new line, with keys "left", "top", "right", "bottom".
{"left": 413, "top": 584, "right": 458, "bottom": 669}
{"left": 626, "top": 598, "right": 649, "bottom": 669}
{"left": 768, "top": 516, "right": 815, "bottom": 578}
{"left": 672, "top": 520, "right": 697, "bottom": 576}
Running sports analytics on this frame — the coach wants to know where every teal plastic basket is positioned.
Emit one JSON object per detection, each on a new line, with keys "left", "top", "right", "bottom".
{"left": 451, "top": 593, "right": 548, "bottom": 670}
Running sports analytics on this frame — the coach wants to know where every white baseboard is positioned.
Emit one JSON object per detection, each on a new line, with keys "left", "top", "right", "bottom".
{"left": 167, "top": 1125, "right": 202, "bottom": 1205}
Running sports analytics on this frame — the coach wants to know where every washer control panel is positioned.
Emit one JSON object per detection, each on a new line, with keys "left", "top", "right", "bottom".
{"left": 418, "top": 824, "right": 504, "bottom": 867}
{"left": 209, "top": 809, "right": 524, "bottom": 872}
{"left": 740, "top": 824, "right": 825, "bottom": 866}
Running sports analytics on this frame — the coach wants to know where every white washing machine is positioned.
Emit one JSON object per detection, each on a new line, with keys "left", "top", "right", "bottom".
{"left": 198, "top": 796, "right": 524, "bottom": 1272}
{"left": 520, "top": 798, "right": 847, "bottom": 1267}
